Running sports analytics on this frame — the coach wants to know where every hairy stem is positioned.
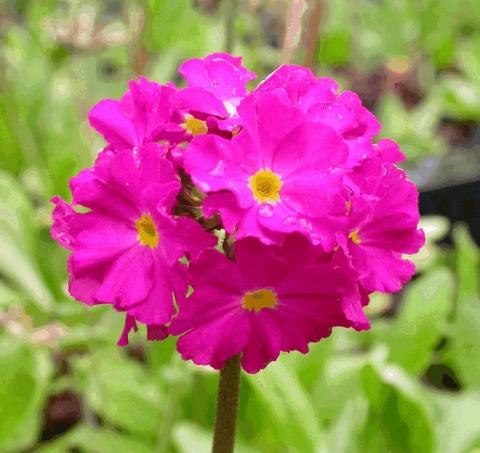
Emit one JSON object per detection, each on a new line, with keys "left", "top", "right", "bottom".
{"left": 212, "top": 354, "right": 241, "bottom": 453}
{"left": 303, "top": 0, "right": 325, "bottom": 69}
{"left": 281, "top": 0, "right": 307, "bottom": 64}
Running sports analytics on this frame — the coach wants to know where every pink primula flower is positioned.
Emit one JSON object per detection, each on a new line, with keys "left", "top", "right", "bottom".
{"left": 342, "top": 159, "right": 425, "bottom": 293}
{"left": 51, "top": 54, "right": 425, "bottom": 369}
{"left": 88, "top": 77, "right": 191, "bottom": 150}
{"left": 252, "top": 64, "right": 382, "bottom": 167}
{"left": 174, "top": 53, "right": 257, "bottom": 142}
{"left": 51, "top": 195, "right": 76, "bottom": 250}
{"left": 170, "top": 234, "right": 369, "bottom": 373}
{"left": 51, "top": 145, "right": 215, "bottom": 343}
{"left": 178, "top": 52, "right": 256, "bottom": 118}
{"left": 185, "top": 90, "right": 349, "bottom": 249}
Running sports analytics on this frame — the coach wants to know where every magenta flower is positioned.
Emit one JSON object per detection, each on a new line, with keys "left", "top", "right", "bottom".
{"left": 178, "top": 52, "right": 256, "bottom": 118}
{"left": 51, "top": 144, "right": 215, "bottom": 342}
{"left": 51, "top": 195, "right": 76, "bottom": 250}
{"left": 251, "top": 64, "right": 381, "bottom": 168}
{"left": 51, "top": 54, "right": 424, "bottom": 374}
{"left": 172, "top": 53, "right": 256, "bottom": 145}
{"left": 341, "top": 159, "right": 425, "bottom": 293}
{"left": 88, "top": 77, "right": 185, "bottom": 150}
{"left": 170, "top": 235, "right": 369, "bottom": 373}
{"left": 185, "top": 90, "right": 349, "bottom": 248}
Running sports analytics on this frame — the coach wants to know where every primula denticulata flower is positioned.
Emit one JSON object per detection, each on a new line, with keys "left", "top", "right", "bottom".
{"left": 51, "top": 53, "right": 424, "bottom": 373}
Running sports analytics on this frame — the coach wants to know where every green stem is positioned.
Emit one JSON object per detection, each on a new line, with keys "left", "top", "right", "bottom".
{"left": 224, "top": 0, "right": 236, "bottom": 54}
{"left": 212, "top": 354, "right": 241, "bottom": 453}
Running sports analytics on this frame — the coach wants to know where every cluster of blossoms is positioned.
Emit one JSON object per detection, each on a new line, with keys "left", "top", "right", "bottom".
{"left": 51, "top": 53, "right": 424, "bottom": 373}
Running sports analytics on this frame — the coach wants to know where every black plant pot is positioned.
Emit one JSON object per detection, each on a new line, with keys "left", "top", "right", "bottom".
{"left": 410, "top": 138, "right": 480, "bottom": 245}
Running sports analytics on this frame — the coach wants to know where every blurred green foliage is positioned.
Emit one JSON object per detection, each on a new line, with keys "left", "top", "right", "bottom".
{"left": 1, "top": 0, "right": 480, "bottom": 452}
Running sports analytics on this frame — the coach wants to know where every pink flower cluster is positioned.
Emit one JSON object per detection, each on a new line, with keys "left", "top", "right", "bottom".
{"left": 51, "top": 54, "right": 424, "bottom": 373}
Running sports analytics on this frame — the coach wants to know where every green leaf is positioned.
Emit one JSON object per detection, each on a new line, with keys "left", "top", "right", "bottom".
{"left": 361, "top": 350, "right": 436, "bottom": 453}
{"left": 37, "top": 424, "right": 152, "bottom": 453}
{"left": 448, "top": 297, "right": 480, "bottom": 388}
{"left": 377, "top": 94, "right": 445, "bottom": 160}
{"left": 440, "top": 75, "right": 480, "bottom": 120}
{"left": 317, "top": 1, "right": 352, "bottom": 67}
{"left": 457, "top": 39, "right": 480, "bottom": 86}
{"left": 410, "top": 215, "right": 450, "bottom": 271}
{"left": 0, "top": 171, "right": 53, "bottom": 310}
{"left": 418, "top": 0, "right": 457, "bottom": 67}
{"left": 247, "top": 359, "right": 324, "bottom": 452}
{"left": 447, "top": 227, "right": 480, "bottom": 388}
{"left": 326, "top": 396, "right": 369, "bottom": 453}
{"left": 0, "top": 338, "right": 53, "bottom": 451}
{"left": 419, "top": 215, "right": 450, "bottom": 242}
{"left": 313, "top": 351, "right": 366, "bottom": 423}
{"left": 453, "top": 224, "right": 480, "bottom": 301}
{"left": 145, "top": 0, "right": 219, "bottom": 56}
{"left": 0, "top": 281, "right": 17, "bottom": 307}
{"left": 387, "top": 267, "right": 455, "bottom": 374}
{"left": 172, "top": 421, "right": 260, "bottom": 453}
{"left": 430, "top": 391, "right": 480, "bottom": 453}
{"left": 72, "top": 348, "right": 163, "bottom": 438}
{"left": 358, "top": 0, "right": 418, "bottom": 64}
{"left": 172, "top": 422, "right": 212, "bottom": 453}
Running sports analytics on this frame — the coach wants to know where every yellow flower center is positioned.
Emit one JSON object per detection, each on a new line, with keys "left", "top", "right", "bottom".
{"left": 248, "top": 169, "right": 283, "bottom": 204}
{"left": 242, "top": 288, "right": 279, "bottom": 312}
{"left": 135, "top": 213, "right": 159, "bottom": 248}
{"left": 182, "top": 115, "right": 208, "bottom": 136}
{"left": 348, "top": 228, "right": 361, "bottom": 245}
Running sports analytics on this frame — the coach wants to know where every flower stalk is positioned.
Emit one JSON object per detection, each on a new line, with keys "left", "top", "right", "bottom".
{"left": 224, "top": 0, "right": 236, "bottom": 54}
{"left": 212, "top": 354, "right": 241, "bottom": 453}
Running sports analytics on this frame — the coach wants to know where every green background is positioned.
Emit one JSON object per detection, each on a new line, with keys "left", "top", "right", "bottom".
{"left": 1, "top": 1, "right": 480, "bottom": 451}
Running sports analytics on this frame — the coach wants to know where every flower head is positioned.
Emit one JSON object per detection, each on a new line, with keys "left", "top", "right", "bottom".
{"left": 186, "top": 89, "right": 349, "bottom": 249}
{"left": 173, "top": 53, "right": 257, "bottom": 141}
{"left": 341, "top": 159, "right": 425, "bottom": 293}
{"left": 51, "top": 144, "right": 215, "bottom": 343}
{"left": 88, "top": 77, "right": 183, "bottom": 150}
{"left": 170, "top": 234, "right": 369, "bottom": 373}
{"left": 250, "top": 65, "right": 382, "bottom": 168}
{"left": 179, "top": 53, "right": 256, "bottom": 115}
{"left": 52, "top": 54, "right": 424, "bottom": 370}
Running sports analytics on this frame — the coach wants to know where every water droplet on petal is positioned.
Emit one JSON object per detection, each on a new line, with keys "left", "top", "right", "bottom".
{"left": 259, "top": 204, "right": 274, "bottom": 217}
{"left": 285, "top": 216, "right": 298, "bottom": 226}
{"left": 299, "top": 218, "right": 312, "bottom": 232}
{"left": 211, "top": 160, "right": 225, "bottom": 176}
{"left": 223, "top": 100, "right": 237, "bottom": 117}
{"left": 199, "top": 182, "right": 211, "bottom": 192}
{"left": 132, "top": 146, "right": 141, "bottom": 168}
{"left": 310, "top": 233, "right": 322, "bottom": 243}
